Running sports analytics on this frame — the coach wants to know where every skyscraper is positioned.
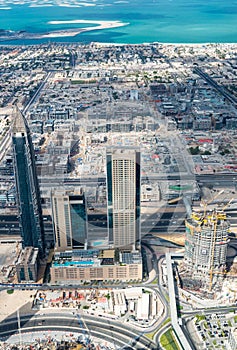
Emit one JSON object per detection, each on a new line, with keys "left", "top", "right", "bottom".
{"left": 12, "top": 106, "right": 45, "bottom": 256}
{"left": 51, "top": 189, "right": 88, "bottom": 252}
{"left": 106, "top": 147, "right": 141, "bottom": 250}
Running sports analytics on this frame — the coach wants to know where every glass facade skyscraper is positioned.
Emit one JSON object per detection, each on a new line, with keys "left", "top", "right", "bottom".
{"left": 12, "top": 106, "right": 45, "bottom": 256}
{"left": 51, "top": 189, "right": 88, "bottom": 251}
{"left": 106, "top": 147, "right": 141, "bottom": 250}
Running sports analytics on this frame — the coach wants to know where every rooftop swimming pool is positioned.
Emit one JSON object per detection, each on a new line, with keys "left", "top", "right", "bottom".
{"left": 53, "top": 260, "right": 94, "bottom": 267}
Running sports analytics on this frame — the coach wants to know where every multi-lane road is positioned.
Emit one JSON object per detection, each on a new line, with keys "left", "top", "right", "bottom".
{"left": 2, "top": 203, "right": 237, "bottom": 240}
{"left": 0, "top": 209, "right": 187, "bottom": 239}
{"left": 193, "top": 67, "right": 237, "bottom": 108}
{"left": 0, "top": 312, "right": 158, "bottom": 349}
{"left": 38, "top": 173, "right": 237, "bottom": 186}
{"left": 0, "top": 172, "right": 233, "bottom": 186}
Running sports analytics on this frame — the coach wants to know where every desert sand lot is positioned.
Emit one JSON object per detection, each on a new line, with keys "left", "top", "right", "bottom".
{"left": 0, "top": 289, "right": 36, "bottom": 322}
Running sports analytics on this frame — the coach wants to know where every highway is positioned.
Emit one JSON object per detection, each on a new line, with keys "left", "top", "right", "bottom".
{"left": 0, "top": 172, "right": 235, "bottom": 183}
{"left": 182, "top": 305, "right": 237, "bottom": 317}
{"left": 2, "top": 205, "right": 237, "bottom": 239}
{"left": 193, "top": 66, "right": 237, "bottom": 107}
{"left": 0, "top": 210, "right": 187, "bottom": 238}
{"left": 23, "top": 72, "right": 52, "bottom": 114}
{"left": 1, "top": 173, "right": 237, "bottom": 191}
{"left": 0, "top": 313, "right": 158, "bottom": 349}
{"left": 40, "top": 173, "right": 237, "bottom": 189}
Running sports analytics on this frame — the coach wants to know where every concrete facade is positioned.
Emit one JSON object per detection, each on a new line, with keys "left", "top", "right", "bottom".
{"left": 50, "top": 249, "right": 142, "bottom": 284}
{"left": 106, "top": 147, "right": 141, "bottom": 250}
{"left": 16, "top": 247, "right": 39, "bottom": 282}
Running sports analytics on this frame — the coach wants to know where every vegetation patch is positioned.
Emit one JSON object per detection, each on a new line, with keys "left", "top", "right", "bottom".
{"left": 7, "top": 289, "right": 14, "bottom": 294}
{"left": 145, "top": 331, "right": 156, "bottom": 340}
{"left": 195, "top": 314, "right": 206, "bottom": 322}
{"left": 71, "top": 80, "right": 96, "bottom": 84}
{"left": 151, "top": 278, "right": 158, "bottom": 285}
{"left": 83, "top": 305, "right": 89, "bottom": 309}
{"left": 159, "top": 317, "right": 171, "bottom": 330}
{"left": 164, "top": 293, "right": 170, "bottom": 303}
{"left": 177, "top": 305, "right": 183, "bottom": 311}
{"left": 160, "top": 328, "right": 180, "bottom": 350}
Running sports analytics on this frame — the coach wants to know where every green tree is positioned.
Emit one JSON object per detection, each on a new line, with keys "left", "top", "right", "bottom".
{"left": 189, "top": 146, "right": 199, "bottom": 155}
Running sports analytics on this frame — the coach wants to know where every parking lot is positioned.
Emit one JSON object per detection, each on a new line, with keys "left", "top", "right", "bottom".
{"left": 194, "top": 313, "right": 237, "bottom": 349}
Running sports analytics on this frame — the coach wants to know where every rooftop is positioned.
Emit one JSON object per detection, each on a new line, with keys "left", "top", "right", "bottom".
{"left": 52, "top": 249, "right": 142, "bottom": 268}
{"left": 12, "top": 105, "right": 28, "bottom": 134}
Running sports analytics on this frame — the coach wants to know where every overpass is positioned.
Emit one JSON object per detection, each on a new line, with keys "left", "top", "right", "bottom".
{"left": 166, "top": 253, "right": 194, "bottom": 350}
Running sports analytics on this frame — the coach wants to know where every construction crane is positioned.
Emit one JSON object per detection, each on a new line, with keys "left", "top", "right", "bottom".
{"left": 222, "top": 198, "right": 234, "bottom": 212}
{"left": 208, "top": 217, "right": 218, "bottom": 292}
{"left": 208, "top": 198, "right": 233, "bottom": 291}
{"left": 200, "top": 189, "right": 224, "bottom": 218}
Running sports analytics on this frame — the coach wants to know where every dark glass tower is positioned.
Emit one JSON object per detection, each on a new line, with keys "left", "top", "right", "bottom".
{"left": 12, "top": 106, "right": 45, "bottom": 256}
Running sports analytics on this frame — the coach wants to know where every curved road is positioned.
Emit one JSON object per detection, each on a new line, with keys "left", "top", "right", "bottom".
{"left": 142, "top": 244, "right": 170, "bottom": 346}
{"left": 0, "top": 313, "right": 157, "bottom": 350}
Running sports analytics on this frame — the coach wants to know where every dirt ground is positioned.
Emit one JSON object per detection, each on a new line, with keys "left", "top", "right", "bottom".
{"left": 0, "top": 289, "right": 36, "bottom": 321}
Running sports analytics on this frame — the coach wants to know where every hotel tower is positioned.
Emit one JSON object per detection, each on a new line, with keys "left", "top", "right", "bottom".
{"left": 106, "top": 147, "right": 141, "bottom": 250}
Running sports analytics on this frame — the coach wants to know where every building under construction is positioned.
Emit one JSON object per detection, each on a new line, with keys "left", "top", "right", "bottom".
{"left": 184, "top": 209, "right": 230, "bottom": 291}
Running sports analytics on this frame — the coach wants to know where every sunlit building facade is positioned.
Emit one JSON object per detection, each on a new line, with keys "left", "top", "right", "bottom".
{"left": 106, "top": 147, "right": 141, "bottom": 250}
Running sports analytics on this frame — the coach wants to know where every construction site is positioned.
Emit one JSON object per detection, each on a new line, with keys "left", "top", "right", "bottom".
{"left": 1, "top": 337, "right": 112, "bottom": 350}
{"left": 177, "top": 190, "right": 237, "bottom": 297}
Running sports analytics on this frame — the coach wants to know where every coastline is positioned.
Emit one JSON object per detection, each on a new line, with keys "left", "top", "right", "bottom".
{"left": 93, "top": 42, "right": 237, "bottom": 46}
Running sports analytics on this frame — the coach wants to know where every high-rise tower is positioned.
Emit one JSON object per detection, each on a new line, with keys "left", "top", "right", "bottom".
{"left": 12, "top": 106, "right": 45, "bottom": 256}
{"left": 184, "top": 209, "right": 229, "bottom": 290}
{"left": 106, "top": 147, "right": 141, "bottom": 250}
{"left": 51, "top": 189, "right": 88, "bottom": 252}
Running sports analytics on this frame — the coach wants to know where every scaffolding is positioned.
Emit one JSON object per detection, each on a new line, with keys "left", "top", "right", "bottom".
{"left": 185, "top": 206, "right": 230, "bottom": 291}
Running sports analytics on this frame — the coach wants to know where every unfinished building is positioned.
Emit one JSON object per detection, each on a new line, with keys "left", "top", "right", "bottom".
{"left": 183, "top": 209, "right": 230, "bottom": 291}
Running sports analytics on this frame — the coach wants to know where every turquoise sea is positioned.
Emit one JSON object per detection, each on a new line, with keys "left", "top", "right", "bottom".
{"left": 0, "top": 0, "right": 237, "bottom": 44}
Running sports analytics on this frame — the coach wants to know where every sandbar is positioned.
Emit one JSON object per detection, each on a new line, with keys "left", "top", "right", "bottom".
{"left": 37, "top": 20, "right": 129, "bottom": 38}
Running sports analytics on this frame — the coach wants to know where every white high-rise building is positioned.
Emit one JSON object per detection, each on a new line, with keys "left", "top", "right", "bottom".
{"left": 106, "top": 147, "right": 141, "bottom": 250}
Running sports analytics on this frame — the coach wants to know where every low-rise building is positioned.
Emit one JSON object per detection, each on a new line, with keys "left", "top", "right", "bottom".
{"left": 137, "top": 293, "right": 150, "bottom": 320}
{"left": 112, "top": 291, "right": 127, "bottom": 316}
{"left": 50, "top": 249, "right": 143, "bottom": 284}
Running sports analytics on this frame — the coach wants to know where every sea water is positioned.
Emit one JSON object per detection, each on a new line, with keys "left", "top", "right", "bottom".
{"left": 0, "top": 0, "right": 237, "bottom": 44}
